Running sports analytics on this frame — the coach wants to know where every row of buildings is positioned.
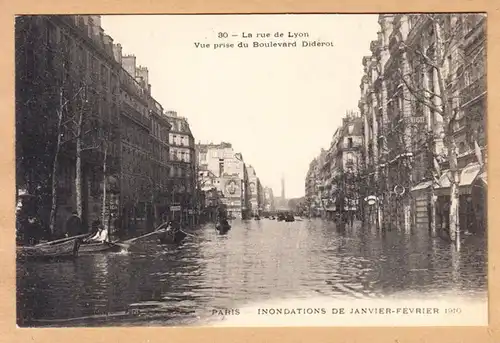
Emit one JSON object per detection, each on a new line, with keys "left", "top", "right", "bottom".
{"left": 305, "top": 112, "right": 365, "bottom": 220}
{"left": 195, "top": 142, "right": 276, "bottom": 219}
{"left": 306, "top": 14, "right": 487, "bottom": 236}
{"left": 16, "top": 15, "right": 197, "bottom": 236}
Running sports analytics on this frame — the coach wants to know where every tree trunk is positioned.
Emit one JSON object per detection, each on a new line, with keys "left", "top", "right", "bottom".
{"left": 430, "top": 189, "right": 437, "bottom": 236}
{"left": 433, "top": 19, "right": 461, "bottom": 248}
{"left": 75, "top": 109, "right": 83, "bottom": 220}
{"left": 101, "top": 143, "right": 108, "bottom": 227}
{"left": 447, "top": 137, "right": 460, "bottom": 245}
{"left": 151, "top": 189, "right": 156, "bottom": 228}
{"left": 49, "top": 89, "right": 64, "bottom": 235}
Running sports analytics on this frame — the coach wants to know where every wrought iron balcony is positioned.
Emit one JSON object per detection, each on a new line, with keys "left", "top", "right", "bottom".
{"left": 121, "top": 101, "right": 151, "bottom": 130}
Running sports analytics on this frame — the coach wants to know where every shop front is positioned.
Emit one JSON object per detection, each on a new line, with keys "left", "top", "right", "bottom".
{"left": 434, "top": 163, "right": 486, "bottom": 236}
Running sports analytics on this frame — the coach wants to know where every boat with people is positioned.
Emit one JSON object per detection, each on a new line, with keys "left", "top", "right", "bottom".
{"left": 77, "top": 224, "right": 124, "bottom": 254}
{"left": 159, "top": 229, "right": 187, "bottom": 244}
{"left": 17, "top": 238, "right": 80, "bottom": 261}
{"left": 155, "top": 221, "right": 188, "bottom": 244}
{"left": 216, "top": 219, "right": 231, "bottom": 234}
{"left": 285, "top": 212, "right": 295, "bottom": 222}
{"left": 79, "top": 241, "right": 123, "bottom": 254}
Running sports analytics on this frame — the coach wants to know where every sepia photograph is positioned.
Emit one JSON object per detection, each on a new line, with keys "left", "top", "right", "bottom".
{"left": 15, "top": 13, "right": 487, "bottom": 328}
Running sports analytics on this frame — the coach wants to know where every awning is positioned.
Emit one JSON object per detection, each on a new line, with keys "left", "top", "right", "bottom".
{"left": 478, "top": 171, "right": 487, "bottom": 185}
{"left": 459, "top": 163, "right": 481, "bottom": 187}
{"left": 473, "top": 171, "right": 487, "bottom": 187}
{"left": 435, "top": 163, "right": 482, "bottom": 196}
{"left": 410, "top": 180, "right": 433, "bottom": 192}
{"left": 436, "top": 170, "right": 452, "bottom": 189}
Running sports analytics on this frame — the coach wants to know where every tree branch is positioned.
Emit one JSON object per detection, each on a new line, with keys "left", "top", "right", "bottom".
{"left": 81, "top": 144, "right": 101, "bottom": 152}
{"left": 403, "top": 41, "right": 440, "bottom": 71}
{"left": 398, "top": 71, "right": 444, "bottom": 115}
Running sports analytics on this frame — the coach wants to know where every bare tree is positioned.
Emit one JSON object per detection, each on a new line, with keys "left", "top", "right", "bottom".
{"left": 48, "top": 77, "right": 86, "bottom": 234}
{"left": 398, "top": 14, "right": 485, "bottom": 246}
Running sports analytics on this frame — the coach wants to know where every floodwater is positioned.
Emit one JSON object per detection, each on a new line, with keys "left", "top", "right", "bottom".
{"left": 16, "top": 218, "right": 487, "bottom": 327}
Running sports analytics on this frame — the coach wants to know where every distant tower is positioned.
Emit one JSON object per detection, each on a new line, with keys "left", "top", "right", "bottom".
{"left": 281, "top": 174, "right": 285, "bottom": 199}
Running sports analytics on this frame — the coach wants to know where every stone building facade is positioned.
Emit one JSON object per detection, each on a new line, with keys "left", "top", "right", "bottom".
{"left": 196, "top": 142, "right": 250, "bottom": 219}
{"left": 358, "top": 14, "right": 487, "bottom": 234}
{"left": 16, "top": 15, "right": 122, "bottom": 235}
{"left": 304, "top": 158, "right": 320, "bottom": 217}
{"left": 245, "top": 165, "right": 262, "bottom": 216}
{"left": 263, "top": 187, "right": 275, "bottom": 213}
{"left": 15, "top": 15, "right": 188, "bottom": 237}
{"left": 306, "top": 113, "right": 364, "bottom": 220}
{"left": 166, "top": 111, "right": 196, "bottom": 224}
{"left": 335, "top": 114, "right": 364, "bottom": 215}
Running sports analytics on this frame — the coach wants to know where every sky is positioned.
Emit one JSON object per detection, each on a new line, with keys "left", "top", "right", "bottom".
{"left": 100, "top": 14, "right": 380, "bottom": 199}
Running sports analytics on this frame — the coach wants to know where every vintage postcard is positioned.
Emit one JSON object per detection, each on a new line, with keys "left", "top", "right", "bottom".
{"left": 13, "top": 12, "right": 489, "bottom": 331}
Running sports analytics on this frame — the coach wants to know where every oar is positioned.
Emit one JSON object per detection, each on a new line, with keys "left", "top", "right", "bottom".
{"left": 36, "top": 233, "right": 91, "bottom": 246}
{"left": 112, "top": 229, "right": 168, "bottom": 250}
{"left": 182, "top": 231, "right": 196, "bottom": 238}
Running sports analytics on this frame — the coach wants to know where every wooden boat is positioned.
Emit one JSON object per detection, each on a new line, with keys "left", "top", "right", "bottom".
{"left": 79, "top": 241, "right": 123, "bottom": 254}
{"left": 158, "top": 229, "right": 187, "bottom": 244}
{"left": 216, "top": 222, "right": 231, "bottom": 234}
{"left": 17, "top": 239, "right": 80, "bottom": 261}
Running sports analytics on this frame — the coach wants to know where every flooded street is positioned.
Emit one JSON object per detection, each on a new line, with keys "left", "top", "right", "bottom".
{"left": 17, "top": 218, "right": 487, "bottom": 327}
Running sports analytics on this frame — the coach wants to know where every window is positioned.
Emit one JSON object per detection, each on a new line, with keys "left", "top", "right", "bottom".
{"left": 348, "top": 125, "right": 354, "bottom": 135}
{"left": 348, "top": 137, "right": 353, "bottom": 148}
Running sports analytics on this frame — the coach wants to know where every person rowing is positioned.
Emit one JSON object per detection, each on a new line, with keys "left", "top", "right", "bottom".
{"left": 85, "top": 224, "right": 109, "bottom": 243}
{"left": 156, "top": 220, "right": 181, "bottom": 235}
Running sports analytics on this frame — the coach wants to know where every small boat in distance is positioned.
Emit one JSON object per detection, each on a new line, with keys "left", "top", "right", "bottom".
{"left": 216, "top": 221, "right": 231, "bottom": 234}
{"left": 17, "top": 239, "right": 80, "bottom": 261}
{"left": 285, "top": 213, "right": 295, "bottom": 222}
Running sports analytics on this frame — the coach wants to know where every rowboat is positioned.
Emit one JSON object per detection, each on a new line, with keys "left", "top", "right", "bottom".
{"left": 79, "top": 241, "right": 123, "bottom": 254}
{"left": 216, "top": 222, "right": 231, "bottom": 234}
{"left": 158, "top": 229, "right": 187, "bottom": 244}
{"left": 17, "top": 239, "right": 80, "bottom": 261}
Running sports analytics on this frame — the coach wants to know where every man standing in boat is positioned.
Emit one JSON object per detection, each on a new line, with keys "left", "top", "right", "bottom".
{"left": 65, "top": 210, "right": 82, "bottom": 238}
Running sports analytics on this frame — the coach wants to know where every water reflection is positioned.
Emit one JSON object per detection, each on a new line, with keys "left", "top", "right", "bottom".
{"left": 17, "top": 219, "right": 487, "bottom": 326}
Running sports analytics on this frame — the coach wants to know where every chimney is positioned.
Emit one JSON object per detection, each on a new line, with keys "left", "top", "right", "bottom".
{"left": 90, "top": 15, "right": 102, "bottom": 27}
{"left": 112, "top": 43, "right": 122, "bottom": 64}
{"left": 136, "top": 66, "right": 149, "bottom": 86}
{"left": 122, "top": 55, "right": 137, "bottom": 77}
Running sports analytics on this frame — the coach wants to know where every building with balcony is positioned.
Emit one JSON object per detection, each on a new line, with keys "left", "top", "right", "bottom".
{"left": 166, "top": 111, "right": 196, "bottom": 224}
{"left": 305, "top": 158, "right": 320, "bottom": 217}
{"left": 118, "top": 52, "right": 155, "bottom": 232}
{"left": 149, "top": 98, "right": 171, "bottom": 226}
{"left": 334, "top": 113, "right": 364, "bottom": 216}
{"left": 358, "top": 14, "right": 487, "bottom": 234}
{"left": 16, "top": 15, "right": 122, "bottom": 235}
